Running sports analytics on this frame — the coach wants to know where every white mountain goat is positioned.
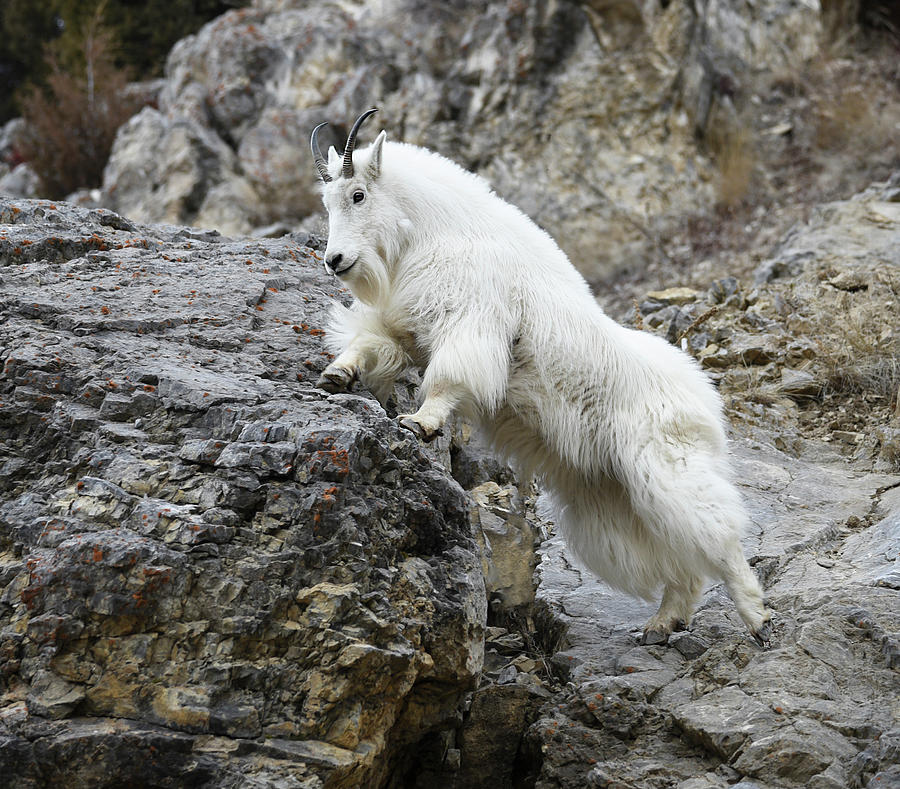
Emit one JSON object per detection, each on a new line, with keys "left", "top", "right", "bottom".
{"left": 309, "top": 109, "right": 772, "bottom": 646}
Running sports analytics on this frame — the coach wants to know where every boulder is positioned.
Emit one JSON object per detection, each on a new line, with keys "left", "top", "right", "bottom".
{"left": 0, "top": 197, "right": 486, "bottom": 787}
{"left": 102, "top": 107, "right": 262, "bottom": 234}
{"left": 0, "top": 163, "right": 40, "bottom": 199}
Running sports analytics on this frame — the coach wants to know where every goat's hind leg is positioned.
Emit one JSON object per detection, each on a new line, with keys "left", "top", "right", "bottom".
{"left": 641, "top": 574, "right": 704, "bottom": 645}
{"left": 715, "top": 538, "right": 772, "bottom": 647}
{"left": 630, "top": 449, "right": 773, "bottom": 647}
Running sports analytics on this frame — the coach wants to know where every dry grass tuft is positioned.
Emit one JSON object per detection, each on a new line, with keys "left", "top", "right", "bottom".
{"left": 818, "top": 332, "right": 899, "bottom": 406}
{"left": 811, "top": 279, "right": 900, "bottom": 410}
{"left": 709, "top": 122, "right": 755, "bottom": 209}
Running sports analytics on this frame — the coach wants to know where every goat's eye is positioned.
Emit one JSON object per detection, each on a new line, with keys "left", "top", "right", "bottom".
{"left": 352, "top": 190, "right": 365, "bottom": 204}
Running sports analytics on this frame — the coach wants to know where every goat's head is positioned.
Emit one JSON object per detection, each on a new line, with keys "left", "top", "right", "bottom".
{"left": 311, "top": 109, "right": 400, "bottom": 304}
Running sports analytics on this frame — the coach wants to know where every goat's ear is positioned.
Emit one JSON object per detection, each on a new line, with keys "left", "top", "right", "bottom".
{"left": 327, "top": 146, "right": 340, "bottom": 167}
{"left": 367, "top": 130, "right": 387, "bottom": 179}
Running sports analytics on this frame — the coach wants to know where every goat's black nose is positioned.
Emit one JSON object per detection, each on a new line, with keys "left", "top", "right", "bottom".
{"left": 326, "top": 253, "right": 343, "bottom": 272}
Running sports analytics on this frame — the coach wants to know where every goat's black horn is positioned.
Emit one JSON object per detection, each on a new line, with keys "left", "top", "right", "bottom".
{"left": 342, "top": 108, "right": 378, "bottom": 179}
{"left": 310, "top": 122, "right": 332, "bottom": 183}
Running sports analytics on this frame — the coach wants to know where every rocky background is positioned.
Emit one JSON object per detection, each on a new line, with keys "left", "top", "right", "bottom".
{"left": 1, "top": 0, "right": 899, "bottom": 787}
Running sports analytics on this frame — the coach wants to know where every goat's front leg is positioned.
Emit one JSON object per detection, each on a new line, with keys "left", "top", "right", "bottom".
{"left": 398, "top": 383, "right": 464, "bottom": 442}
{"left": 317, "top": 343, "right": 365, "bottom": 393}
{"left": 398, "top": 330, "right": 507, "bottom": 442}
{"left": 317, "top": 326, "right": 410, "bottom": 403}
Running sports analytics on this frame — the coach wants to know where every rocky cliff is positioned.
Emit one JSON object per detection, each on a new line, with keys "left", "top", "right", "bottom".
{"left": 97, "top": 0, "right": 843, "bottom": 278}
{"left": 1, "top": 174, "right": 898, "bottom": 787}
{"left": 1, "top": 0, "right": 899, "bottom": 786}
{"left": 0, "top": 198, "right": 487, "bottom": 787}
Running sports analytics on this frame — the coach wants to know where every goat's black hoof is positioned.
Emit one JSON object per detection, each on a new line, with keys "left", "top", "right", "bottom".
{"left": 751, "top": 620, "right": 773, "bottom": 649}
{"left": 317, "top": 366, "right": 356, "bottom": 393}
{"left": 640, "top": 628, "right": 670, "bottom": 646}
{"left": 398, "top": 416, "right": 442, "bottom": 442}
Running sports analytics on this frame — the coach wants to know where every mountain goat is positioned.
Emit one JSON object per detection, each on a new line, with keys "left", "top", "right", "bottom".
{"left": 309, "top": 109, "right": 772, "bottom": 647}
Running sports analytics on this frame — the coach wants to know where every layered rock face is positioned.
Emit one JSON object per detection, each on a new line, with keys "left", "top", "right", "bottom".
{"left": 101, "top": 0, "right": 820, "bottom": 273}
{"left": 0, "top": 198, "right": 486, "bottom": 787}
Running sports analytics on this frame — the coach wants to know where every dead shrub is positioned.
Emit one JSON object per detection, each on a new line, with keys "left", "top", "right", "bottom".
{"left": 812, "top": 281, "right": 900, "bottom": 408}
{"left": 19, "top": 15, "right": 141, "bottom": 199}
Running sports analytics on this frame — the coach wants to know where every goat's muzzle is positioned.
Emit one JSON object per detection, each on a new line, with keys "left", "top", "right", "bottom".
{"left": 325, "top": 252, "right": 355, "bottom": 276}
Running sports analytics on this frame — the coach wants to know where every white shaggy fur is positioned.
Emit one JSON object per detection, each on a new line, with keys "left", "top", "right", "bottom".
{"left": 314, "top": 128, "right": 772, "bottom": 645}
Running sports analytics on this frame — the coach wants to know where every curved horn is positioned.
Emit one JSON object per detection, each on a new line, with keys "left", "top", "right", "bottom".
{"left": 342, "top": 108, "right": 378, "bottom": 179}
{"left": 310, "top": 122, "right": 332, "bottom": 183}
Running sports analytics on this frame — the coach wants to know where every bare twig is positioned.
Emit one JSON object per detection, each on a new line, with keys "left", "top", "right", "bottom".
{"left": 677, "top": 305, "right": 719, "bottom": 342}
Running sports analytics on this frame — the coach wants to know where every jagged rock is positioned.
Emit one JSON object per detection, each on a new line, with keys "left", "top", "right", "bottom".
{"left": 470, "top": 482, "right": 540, "bottom": 612}
{"left": 0, "top": 197, "right": 486, "bottom": 787}
{"left": 673, "top": 686, "right": 781, "bottom": 761}
{"left": 708, "top": 277, "right": 741, "bottom": 305}
{"left": 100, "top": 0, "right": 821, "bottom": 274}
{"left": 778, "top": 368, "right": 822, "bottom": 400}
{"left": 644, "top": 286, "right": 701, "bottom": 305}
